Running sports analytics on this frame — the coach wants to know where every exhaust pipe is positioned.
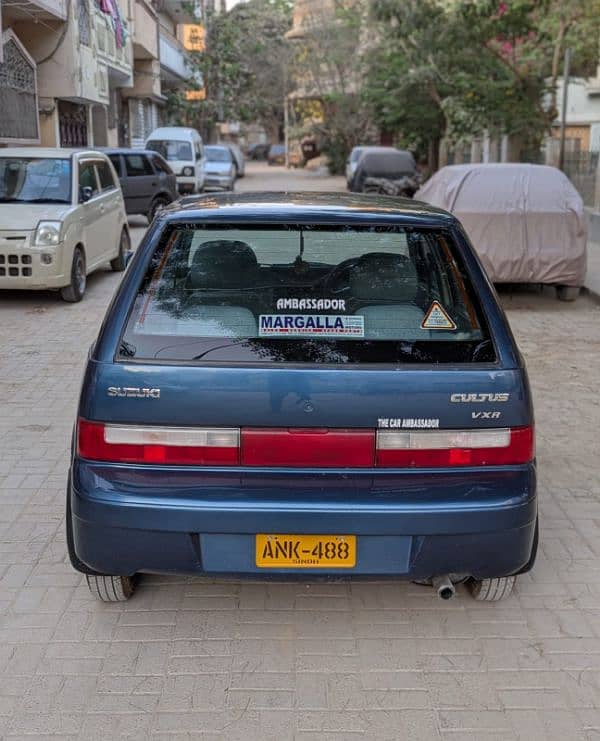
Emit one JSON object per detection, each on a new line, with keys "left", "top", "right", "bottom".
{"left": 433, "top": 575, "right": 456, "bottom": 601}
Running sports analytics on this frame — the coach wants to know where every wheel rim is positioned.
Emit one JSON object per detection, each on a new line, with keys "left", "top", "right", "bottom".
{"left": 75, "top": 252, "right": 86, "bottom": 294}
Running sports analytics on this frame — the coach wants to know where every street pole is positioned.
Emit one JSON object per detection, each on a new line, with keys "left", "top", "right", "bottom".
{"left": 284, "top": 64, "right": 289, "bottom": 168}
{"left": 558, "top": 47, "right": 572, "bottom": 172}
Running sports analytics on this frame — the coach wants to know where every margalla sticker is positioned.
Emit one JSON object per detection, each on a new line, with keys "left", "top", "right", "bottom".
{"left": 259, "top": 314, "right": 364, "bottom": 338}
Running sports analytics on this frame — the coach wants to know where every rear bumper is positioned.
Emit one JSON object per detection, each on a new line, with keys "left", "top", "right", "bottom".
{"left": 70, "top": 460, "right": 537, "bottom": 579}
{"left": 204, "top": 175, "right": 232, "bottom": 189}
{"left": 176, "top": 176, "right": 199, "bottom": 194}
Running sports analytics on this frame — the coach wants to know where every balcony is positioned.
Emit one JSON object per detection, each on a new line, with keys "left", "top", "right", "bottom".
{"left": 1, "top": 0, "right": 67, "bottom": 22}
{"left": 133, "top": 0, "right": 159, "bottom": 60}
{"left": 95, "top": 7, "right": 133, "bottom": 87}
{"left": 159, "top": 31, "right": 188, "bottom": 84}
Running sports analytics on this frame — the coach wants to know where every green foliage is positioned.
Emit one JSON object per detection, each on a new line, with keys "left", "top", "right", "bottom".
{"left": 365, "top": 0, "right": 600, "bottom": 162}
{"left": 173, "top": 0, "right": 293, "bottom": 140}
{"left": 289, "top": 0, "right": 375, "bottom": 173}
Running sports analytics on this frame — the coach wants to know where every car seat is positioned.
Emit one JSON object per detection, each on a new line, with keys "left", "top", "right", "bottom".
{"left": 350, "top": 252, "right": 430, "bottom": 340}
{"left": 184, "top": 240, "right": 259, "bottom": 337}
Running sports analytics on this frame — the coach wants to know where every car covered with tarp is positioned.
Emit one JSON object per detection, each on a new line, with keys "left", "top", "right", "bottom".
{"left": 415, "top": 163, "right": 587, "bottom": 300}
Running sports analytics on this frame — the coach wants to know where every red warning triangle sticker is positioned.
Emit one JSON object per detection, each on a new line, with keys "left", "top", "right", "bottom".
{"left": 421, "top": 301, "right": 457, "bottom": 330}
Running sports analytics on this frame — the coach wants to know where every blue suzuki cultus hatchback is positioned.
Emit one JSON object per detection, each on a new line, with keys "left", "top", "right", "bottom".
{"left": 68, "top": 193, "right": 537, "bottom": 602}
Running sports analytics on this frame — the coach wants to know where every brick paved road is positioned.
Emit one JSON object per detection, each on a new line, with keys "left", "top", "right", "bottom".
{"left": 1, "top": 163, "right": 600, "bottom": 739}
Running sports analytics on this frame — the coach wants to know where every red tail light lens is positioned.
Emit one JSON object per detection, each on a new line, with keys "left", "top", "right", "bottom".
{"left": 77, "top": 419, "right": 240, "bottom": 465}
{"left": 77, "top": 420, "right": 534, "bottom": 468}
{"left": 376, "top": 426, "right": 534, "bottom": 467}
{"left": 241, "top": 428, "right": 375, "bottom": 467}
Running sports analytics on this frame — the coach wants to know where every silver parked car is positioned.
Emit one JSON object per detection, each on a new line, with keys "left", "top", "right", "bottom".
{"left": 227, "top": 143, "right": 245, "bottom": 178}
{"left": 204, "top": 146, "right": 236, "bottom": 191}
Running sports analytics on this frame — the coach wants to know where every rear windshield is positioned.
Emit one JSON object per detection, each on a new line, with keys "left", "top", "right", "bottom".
{"left": 205, "top": 146, "right": 232, "bottom": 162}
{"left": 147, "top": 140, "right": 192, "bottom": 162}
{"left": 119, "top": 225, "right": 495, "bottom": 364}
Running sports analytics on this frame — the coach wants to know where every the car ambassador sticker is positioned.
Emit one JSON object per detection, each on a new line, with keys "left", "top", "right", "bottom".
{"left": 259, "top": 314, "right": 365, "bottom": 338}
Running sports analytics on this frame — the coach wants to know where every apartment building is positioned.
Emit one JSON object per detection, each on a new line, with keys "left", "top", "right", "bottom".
{"left": 0, "top": 0, "right": 199, "bottom": 147}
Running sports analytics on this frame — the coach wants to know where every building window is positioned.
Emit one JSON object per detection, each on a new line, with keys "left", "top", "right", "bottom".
{"left": 0, "top": 32, "right": 39, "bottom": 142}
{"left": 78, "top": 0, "right": 91, "bottom": 46}
{"left": 59, "top": 100, "right": 88, "bottom": 147}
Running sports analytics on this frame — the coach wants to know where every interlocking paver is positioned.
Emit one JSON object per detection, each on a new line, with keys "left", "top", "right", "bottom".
{"left": 0, "top": 163, "right": 599, "bottom": 738}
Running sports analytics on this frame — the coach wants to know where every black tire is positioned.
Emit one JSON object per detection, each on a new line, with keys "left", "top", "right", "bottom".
{"left": 469, "top": 575, "right": 516, "bottom": 601}
{"left": 60, "top": 246, "right": 86, "bottom": 302}
{"left": 110, "top": 228, "right": 130, "bottom": 272}
{"left": 556, "top": 285, "right": 580, "bottom": 301}
{"left": 148, "top": 196, "right": 170, "bottom": 222}
{"left": 86, "top": 574, "right": 135, "bottom": 602}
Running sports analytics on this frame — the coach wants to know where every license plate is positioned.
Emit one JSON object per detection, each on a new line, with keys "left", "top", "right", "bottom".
{"left": 255, "top": 534, "right": 356, "bottom": 568}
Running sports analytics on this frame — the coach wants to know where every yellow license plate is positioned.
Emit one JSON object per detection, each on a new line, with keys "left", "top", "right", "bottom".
{"left": 255, "top": 534, "right": 356, "bottom": 568}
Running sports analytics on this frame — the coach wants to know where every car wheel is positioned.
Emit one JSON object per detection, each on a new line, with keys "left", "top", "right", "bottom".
{"left": 469, "top": 575, "right": 516, "bottom": 601}
{"left": 86, "top": 574, "right": 136, "bottom": 602}
{"left": 556, "top": 285, "right": 580, "bottom": 301}
{"left": 110, "top": 228, "right": 130, "bottom": 272}
{"left": 60, "top": 246, "right": 86, "bottom": 302}
{"left": 148, "top": 196, "right": 170, "bottom": 222}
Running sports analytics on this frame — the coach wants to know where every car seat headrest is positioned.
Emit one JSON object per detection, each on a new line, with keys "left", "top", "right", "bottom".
{"left": 187, "top": 240, "right": 258, "bottom": 289}
{"left": 350, "top": 252, "right": 418, "bottom": 302}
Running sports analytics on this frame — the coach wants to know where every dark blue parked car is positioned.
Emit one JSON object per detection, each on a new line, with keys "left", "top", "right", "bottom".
{"left": 67, "top": 193, "right": 537, "bottom": 602}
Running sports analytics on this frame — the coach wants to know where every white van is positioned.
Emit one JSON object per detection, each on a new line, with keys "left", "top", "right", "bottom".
{"left": 145, "top": 127, "right": 205, "bottom": 194}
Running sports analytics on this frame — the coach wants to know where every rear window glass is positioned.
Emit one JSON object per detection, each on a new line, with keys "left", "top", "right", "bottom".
{"left": 124, "top": 154, "right": 153, "bottom": 177}
{"left": 205, "top": 146, "right": 232, "bottom": 162}
{"left": 147, "top": 140, "right": 193, "bottom": 162}
{"left": 119, "top": 225, "right": 495, "bottom": 364}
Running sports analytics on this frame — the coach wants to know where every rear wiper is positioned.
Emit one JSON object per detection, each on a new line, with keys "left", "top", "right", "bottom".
{"left": 192, "top": 339, "right": 248, "bottom": 361}
{"left": 119, "top": 340, "right": 137, "bottom": 357}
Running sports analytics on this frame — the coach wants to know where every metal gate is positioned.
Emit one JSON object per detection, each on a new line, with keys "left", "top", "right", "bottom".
{"left": 58, "top": 100, "right": 88, "bottom": 147}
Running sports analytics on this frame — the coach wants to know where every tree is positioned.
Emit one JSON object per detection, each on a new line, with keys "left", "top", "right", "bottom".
{"left": 365, "top": 0, "right": 600, "bottom": 166}
{"left": 169, "top": 0, "right": 293, "bottom": 141}
{"left": 287, "top": 0, "right": 375, "bottom": 173}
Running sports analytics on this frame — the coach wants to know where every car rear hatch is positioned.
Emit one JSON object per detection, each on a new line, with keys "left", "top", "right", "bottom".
{"left": 74, "top": 219, "right": 535, "bottom": 573}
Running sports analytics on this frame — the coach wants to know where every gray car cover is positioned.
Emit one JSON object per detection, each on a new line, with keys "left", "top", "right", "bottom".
{"left": 415, "top": 164, "right": 587, "bottom": 286}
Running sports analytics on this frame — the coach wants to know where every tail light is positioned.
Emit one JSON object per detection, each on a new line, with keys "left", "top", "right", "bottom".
{"left": 77, "top": 420, "right": 239, "bottom": 465}
{"left": 77, "top": 419, "right": 534, "bottom": 468}
{"left": 376, "top": 426, "right": 534, "bottom": 467}
{"left": 241, "top": 428, "right": 375, "bottom": 467}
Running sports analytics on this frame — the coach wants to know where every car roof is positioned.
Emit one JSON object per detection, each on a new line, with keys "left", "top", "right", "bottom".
{"left": 146, "top": 127, "right": 198, "bottom": 139}
{"left": 205, "top": 144, "right": 230, "bottom": 150}
{"left": 100, "top": 147, "right": 159, "bottom": 156}
{"left": 164, "top": 191, "right": 454, "bottom": 226}
{"left": 0, "top": 147, "right": 107, "bottom": 159}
